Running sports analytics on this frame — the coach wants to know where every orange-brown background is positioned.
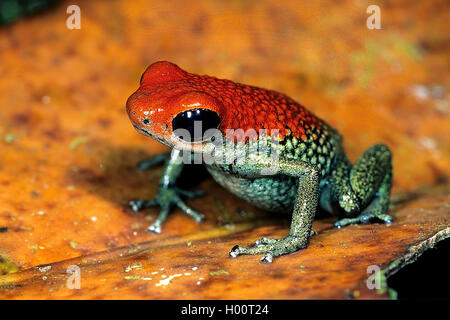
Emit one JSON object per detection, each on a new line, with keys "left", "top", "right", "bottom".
{"left": 0, "top": 0, "right": 448, "bottom": 299}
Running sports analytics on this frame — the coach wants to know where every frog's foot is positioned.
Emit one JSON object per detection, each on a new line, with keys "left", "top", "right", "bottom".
{"left": 129, "top": 187, "right": 204, "bottom": 233}
{"left": 229, "top": 235, "right": 308, "bottom": 264}
{"left": 333, "top": 209, "right": 393, "bottom": 228}
{"left": 136, "top": 152, "right": 170, "bottom": 171}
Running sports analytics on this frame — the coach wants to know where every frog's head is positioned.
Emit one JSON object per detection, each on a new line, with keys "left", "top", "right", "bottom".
{"left": 126, "top": 61, "right": 224, "bottom": 152}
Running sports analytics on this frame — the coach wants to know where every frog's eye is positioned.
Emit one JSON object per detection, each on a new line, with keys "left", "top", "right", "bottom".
{"left": 172, "top": 108, "right": 220, "bottom": 142}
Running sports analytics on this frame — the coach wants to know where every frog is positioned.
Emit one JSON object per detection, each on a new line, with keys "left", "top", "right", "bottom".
{"left": 126, "top": 61, "right": 393, "bottom": 263}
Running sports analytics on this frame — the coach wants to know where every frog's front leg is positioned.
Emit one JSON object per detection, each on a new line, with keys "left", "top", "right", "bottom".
{"left": 230, "top": 161, "right": 319, "bottom": 263}
{"left": 136, "top": 152, "right": 170, "bottom": 171}
{"left": 129, "top": 148, "right": 204, "bottom": 233}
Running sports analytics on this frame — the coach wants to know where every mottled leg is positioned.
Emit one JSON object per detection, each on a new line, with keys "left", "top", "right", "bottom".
{"left": 230, "top": 161, "right": 319, "bottom": 263}
{"left": 333, "top": 144, "right": 393, "bottom": 228}
{"left": 129, "top": 148, "right": 204, "bottom": 233}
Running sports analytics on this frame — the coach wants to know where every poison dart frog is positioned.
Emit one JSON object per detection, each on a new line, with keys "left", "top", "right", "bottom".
{"left": 126, "top": 61, "right": 393, "bottom": 263}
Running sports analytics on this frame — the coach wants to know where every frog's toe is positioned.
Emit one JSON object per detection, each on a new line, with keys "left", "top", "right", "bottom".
{"left": 359, "top": 210, "right": 393, "bottom": 225}
{"left": 229, "top": 243, "right": 277, "bottom": 261}
{"left": 148, "top": 221, "right": 162, "bottom": 234}
{"left": 334, "top": 211, "right": 393, "bottom": 228}
{"left": 229, "top": 235, "right": 307, "bottom": 263}
{"left": 129, "top": 199, "right": 157, "bottom": 213}
{"left": 131, "top": 186, "right": 205, "bottom": 233}
{"left": 173, "top": 197, "right": 204, "bottom": 222}
{"left": 260, "top": 252, "right": 274, "bottom": 264}
{"left": 147, "top": 205, "right": 170, "bottom": 234}
{"left": 255, "top": 237, "right": 278, "bottom": 246}
{"left": 333, "top": 217, "right": 360, "bottom": 228}
{"left": 375, "top": 212, "right": 393, "bottom": 224}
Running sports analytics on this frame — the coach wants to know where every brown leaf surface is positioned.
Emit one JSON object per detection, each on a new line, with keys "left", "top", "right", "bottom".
{"left": 0, "top": 187, "right": 449, "bottom": 299}
{"left": 0, "top": 0, "right": 449, "bottom": 299}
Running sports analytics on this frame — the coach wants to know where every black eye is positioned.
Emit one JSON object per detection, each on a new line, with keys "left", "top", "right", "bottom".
{"left": 172, "top": 108, "right": 220, "bottom": 142}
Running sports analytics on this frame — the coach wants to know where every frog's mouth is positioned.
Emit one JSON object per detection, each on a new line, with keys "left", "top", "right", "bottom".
{"left": 132, "top": 124, "right": 171, "bottom": 147}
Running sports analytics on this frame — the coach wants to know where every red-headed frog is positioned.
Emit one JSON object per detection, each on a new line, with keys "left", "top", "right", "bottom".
{"left": 126, "top": 61, "right": 393, "bottom": 263}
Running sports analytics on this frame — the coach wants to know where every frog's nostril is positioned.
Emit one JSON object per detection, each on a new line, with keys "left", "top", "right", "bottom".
{"left": 142, "top": 118, "right": 151, "bottom": 125}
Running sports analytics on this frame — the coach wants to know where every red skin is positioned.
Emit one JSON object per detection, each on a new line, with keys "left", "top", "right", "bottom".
{"left": 126, "top": 61, "right": 326, "bottom": 141}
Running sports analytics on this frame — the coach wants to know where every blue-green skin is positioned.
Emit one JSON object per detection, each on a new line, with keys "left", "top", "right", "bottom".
{"left": 130, "top": 118, "right": 393, "bottom": 263}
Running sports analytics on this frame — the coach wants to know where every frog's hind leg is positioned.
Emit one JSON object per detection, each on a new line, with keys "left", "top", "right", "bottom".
{"left": 332, "top": 144, "right": 393, "bottom": 228}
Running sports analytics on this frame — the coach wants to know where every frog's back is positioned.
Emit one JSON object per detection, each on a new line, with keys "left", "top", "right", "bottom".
{"left": 155, "top": 68, "right": 333, "bottom": 143}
